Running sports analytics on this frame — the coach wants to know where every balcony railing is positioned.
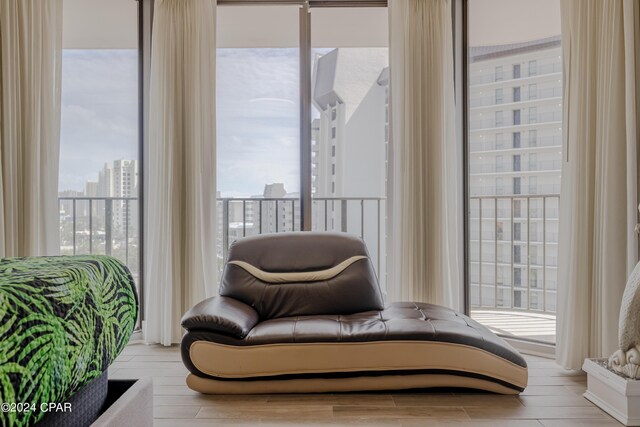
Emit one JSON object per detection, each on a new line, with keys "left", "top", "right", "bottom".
{"left": 58, "top": 196, "right": 386, "bottom": 286}
{"left": 469, "top": 194, "right": 560, "bottom": 315}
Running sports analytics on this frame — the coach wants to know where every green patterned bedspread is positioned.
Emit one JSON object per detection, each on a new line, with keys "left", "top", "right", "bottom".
{"left": 0, "top": 256, "right": 138, "bottom": 427}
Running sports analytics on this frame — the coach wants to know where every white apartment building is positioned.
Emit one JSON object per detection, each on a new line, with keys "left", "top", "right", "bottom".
{"left": 223, "top": 183, "right": 299, "bottom": 247}
{"left": 468, "top": 36, "right": 562, "bottom": 314}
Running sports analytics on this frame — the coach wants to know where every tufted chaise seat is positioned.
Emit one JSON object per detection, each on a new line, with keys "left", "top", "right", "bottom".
{"left": 181, "top": 232, "right": 528, "bottom": 394}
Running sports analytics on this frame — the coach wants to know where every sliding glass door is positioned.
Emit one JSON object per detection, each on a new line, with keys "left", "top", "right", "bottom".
{"left": 467, "top": 0, "right": 562, "bottom": 343}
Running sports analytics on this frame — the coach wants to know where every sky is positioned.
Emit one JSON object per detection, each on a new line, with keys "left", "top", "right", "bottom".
{"left": 59, "top": 50, "right": 138, "bottom": 192}
{"left": 59, "top": 48, "right": 304, "bottom": 198}
{"left": 216, "top": 48, "right": 300, "bottom": 197}
{"left": 469, "top": 0, "right": 561, "bottom": 46}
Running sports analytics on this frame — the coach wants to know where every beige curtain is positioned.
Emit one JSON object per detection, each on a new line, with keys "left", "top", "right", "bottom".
{"left": 557, "top": 0, "right": 640, "bottom": 369}
{"left": 387, "top": 0, "right": 463, "bottom": 310}
{"left": 144, "top": 0, "right": 218, "bottom": 345}
{"left": 0, "top": 0, "right": 63, "bottom": 257}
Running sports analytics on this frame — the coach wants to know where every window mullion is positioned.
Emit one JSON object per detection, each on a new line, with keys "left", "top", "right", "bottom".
{"left": 299, "top": 2, "right": 312, "bottom": 231}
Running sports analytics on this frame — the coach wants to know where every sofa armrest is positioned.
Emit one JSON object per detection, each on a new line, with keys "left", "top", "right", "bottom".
{"left": 181, "top": 296, "right": 259, "bottom": 339}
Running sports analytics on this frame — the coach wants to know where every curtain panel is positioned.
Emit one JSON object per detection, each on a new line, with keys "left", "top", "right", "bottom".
{"left": 557, "top": 0, "right": 640, "bottom": 369}
{"left": 0, "top": 0, "right": 63, "bottom": 257}
{"left": 387, "top": 0, "right": 463, "bottom": 310}
{"left": 144, "top": 0, "right": 218, "bottom": 345}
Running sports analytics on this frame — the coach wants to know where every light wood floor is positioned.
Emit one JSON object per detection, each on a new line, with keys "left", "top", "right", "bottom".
{"left": 110, "top": 343, "right": 618, "bottom": 426}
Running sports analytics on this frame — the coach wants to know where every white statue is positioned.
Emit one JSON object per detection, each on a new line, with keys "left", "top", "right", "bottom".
{"left": 608, "top": 205, "right": 640, "bottom": 379}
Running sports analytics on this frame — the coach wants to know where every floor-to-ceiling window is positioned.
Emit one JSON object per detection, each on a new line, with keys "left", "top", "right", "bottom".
{"left": 467, "top": 0, "right": 562, "bottom": 343}
{"left": 59, "top": 1, "right": 140, "bottom": 287}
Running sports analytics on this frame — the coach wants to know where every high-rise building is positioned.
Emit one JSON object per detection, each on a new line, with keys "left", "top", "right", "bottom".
{"left": 468, "top": 36, "right": 562, "bottom": 312}
{"left": 85, "top": 181, "right": 98, "bottom": 197}
{"left": 256, "top": 183, "right": 298, "bottom": 235}
{"left": 97, "top": 160, "right": 139, "bottom": 233}
{"left": 58, "top": 189, "right": 85, "bottom": 220}
{"left": 223, "top": 183, "right": 299, "bottom": 246}
{"left": 97, "top": 164, "right": 113, "bottom": 198}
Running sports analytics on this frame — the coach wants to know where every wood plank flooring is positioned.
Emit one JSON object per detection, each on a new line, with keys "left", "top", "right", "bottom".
{"left": 111, "top": 344, "right": 618, "bottom": 426}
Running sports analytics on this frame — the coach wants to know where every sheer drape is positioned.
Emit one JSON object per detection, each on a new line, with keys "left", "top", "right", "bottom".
{"left": 0, "top": 0, "right": 63, "bottom": 257}
{"left": 557, "top": 0, "right": 640, "bottom": 369}
{"left": 144, "top": 0, "right": 218, "bottom": 345}
{"left": 387, "top": 0, "right": 462, "bottom": 310}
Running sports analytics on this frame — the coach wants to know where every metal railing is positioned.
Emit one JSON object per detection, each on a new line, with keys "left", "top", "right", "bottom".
{"left": 58, "top": 197, "right": 140, "bottom": 271}
{"left": 469, "top": 194, "right": 560, "bottom": 314}
{"left": 59, "top": 196, "right": 386, "bottom": 283}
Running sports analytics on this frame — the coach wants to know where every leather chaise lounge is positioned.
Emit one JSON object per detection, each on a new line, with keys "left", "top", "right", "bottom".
{"left": 181, "top": 232, "right": 528, "bottom": 394}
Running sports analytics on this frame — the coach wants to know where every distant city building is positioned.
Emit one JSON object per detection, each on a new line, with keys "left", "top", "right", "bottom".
{"left": 311, "top": 48, "right": 388, "bottom": 202}
{"left": 97, "top": 160, "right": 139, "bottom": 233}
{"left": 260, "top": 183, "right": 298, "bottom": 234}
{"left": 85, "top": 181, "right": 98, "bottom": 197}
{"left": 58, "top": 189, "right": 86, "bottom": 219}
{"left": 468, "top": 36, "right": 562, "bottom": 313}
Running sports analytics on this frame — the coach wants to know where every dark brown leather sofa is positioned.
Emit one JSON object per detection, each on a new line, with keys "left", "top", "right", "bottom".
{"left": 181, "top": 232, "right": 528, "bottom": 394}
